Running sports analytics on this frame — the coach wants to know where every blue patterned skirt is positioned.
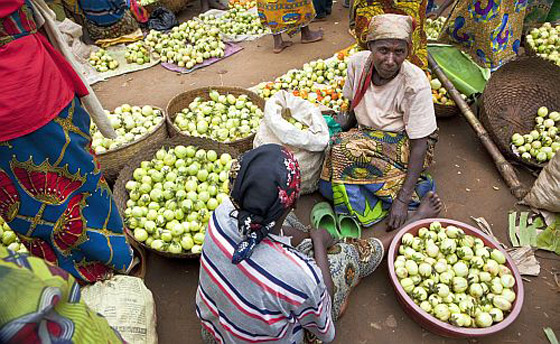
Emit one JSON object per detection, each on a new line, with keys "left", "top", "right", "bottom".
{"left": 0, "top": 97, "right": 133, "bottom": 282}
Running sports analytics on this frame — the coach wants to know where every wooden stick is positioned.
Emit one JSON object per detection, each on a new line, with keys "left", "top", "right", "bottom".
{"left": 428, "top": 53, "right": 528, "bottom": 200}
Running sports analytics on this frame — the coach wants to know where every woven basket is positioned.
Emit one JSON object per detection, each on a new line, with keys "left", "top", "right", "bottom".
{"left": 434, "top": 103, "right": 460, "bottom": 118}
{"left": 480, "top": 56, "right": 560, "bottom": 168}
{"left": 166, "top": 86, "right": 266, "bottom": 153}
{"left": 113, "top": 136, "right": 239, "bottom": 259}
{"left": 97, "top": 107, "right": 168, "bottom": 183}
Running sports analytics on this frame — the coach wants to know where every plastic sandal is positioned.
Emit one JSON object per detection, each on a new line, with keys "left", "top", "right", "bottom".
{"left": 336, "top": 214, "right": 362, "bottom": 238}
{"left": 310, "top": 202, "right": 340, "bottom": 238}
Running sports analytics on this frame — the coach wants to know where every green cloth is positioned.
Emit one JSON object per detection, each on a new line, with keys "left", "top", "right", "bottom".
{"left": 323, "top": 115, "right": 342, "bottom": 137}
{"left": 547, "top": 0, "right": 560, "bottom": 21}
{"left": 428, "top": 43, "right": 491, "bottom": 97}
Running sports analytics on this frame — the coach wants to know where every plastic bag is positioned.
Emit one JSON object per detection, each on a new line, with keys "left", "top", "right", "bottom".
{"left": 81, "top": 275, "right": 158, "bottom": 344}
{"left": 147, "top": 7, "right": 178, "bottom": 31}
{"left": 523, "top": 152, "right": 560, "bottom": 212}
{"left": 254, "top": 91, "right": 330, "bottom": 194}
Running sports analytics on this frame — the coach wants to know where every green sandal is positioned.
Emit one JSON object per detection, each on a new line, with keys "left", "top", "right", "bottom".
{"left": 336, "top": 214, "right": 362, "bottom": 238}
{"left": 310, "top": 202, "right": 340, "bottom": 239}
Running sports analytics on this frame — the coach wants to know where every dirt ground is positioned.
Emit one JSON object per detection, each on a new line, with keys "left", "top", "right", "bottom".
{"left": 93, "top": 2, "right": 560, "bottom": 343}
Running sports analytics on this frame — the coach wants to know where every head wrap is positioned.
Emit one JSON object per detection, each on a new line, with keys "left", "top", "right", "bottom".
{"left": 229, "top": 144, "right": 301, "bottom": 264}
{"left": 365, "top": 14, "right": 415, "bottom": 44}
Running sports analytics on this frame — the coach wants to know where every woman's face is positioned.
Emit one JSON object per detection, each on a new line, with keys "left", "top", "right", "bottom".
{"left": 368, "top": 39, "right": 409, "bottom": 79}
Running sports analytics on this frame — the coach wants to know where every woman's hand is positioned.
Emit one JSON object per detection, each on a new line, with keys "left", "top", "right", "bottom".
{"left": 387, "top": 198, "right": 409, "bottom": 231}
{"left": 426, "top": 11, "right": 438, "bottom": 19}
{"left": 310, "top": 228, "right": 336, "bottom": 249}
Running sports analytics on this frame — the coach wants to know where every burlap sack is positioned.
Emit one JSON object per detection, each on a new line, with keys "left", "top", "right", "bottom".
{"left": 523, "top": 152, "right": 560, "bottom": 212}
{"left": 254, "top": 91, "right": 329, "bottom": 194}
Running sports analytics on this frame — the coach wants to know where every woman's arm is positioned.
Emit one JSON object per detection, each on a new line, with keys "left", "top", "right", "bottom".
{"left": 335, "top": 108, "right": 358, "bottom": 132}
{"left": 429, "top": 0, "right": 455, "bottom": 17}
{"left": 309, "top": 229, "right": 335, "bottom": 298}
{"left": 387, "top": 137, "right": 429, "bottom": 230}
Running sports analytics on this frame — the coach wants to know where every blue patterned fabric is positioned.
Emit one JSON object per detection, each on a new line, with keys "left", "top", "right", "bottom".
{"left": 0, "top": 97, "right": 133, "bottom": 282}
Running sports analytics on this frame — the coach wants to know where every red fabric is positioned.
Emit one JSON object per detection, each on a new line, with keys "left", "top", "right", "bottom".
{"left": 0, "top": 0, "right": 24, "bottom": 18}
{"left": 0, "top": 32, "right": 89, "bottom": 142}
{"left": 350, "top": 62, "right": 374, "bottom": 112}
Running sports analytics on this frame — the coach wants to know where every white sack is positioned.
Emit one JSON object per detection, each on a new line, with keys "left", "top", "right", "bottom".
{"left": 254, "top": 91, "right": 329, "bottom": 194}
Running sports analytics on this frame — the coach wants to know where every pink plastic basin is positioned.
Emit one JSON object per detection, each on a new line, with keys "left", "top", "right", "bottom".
{"left": 387, "top": 218, "right": 524, "bottom": 338}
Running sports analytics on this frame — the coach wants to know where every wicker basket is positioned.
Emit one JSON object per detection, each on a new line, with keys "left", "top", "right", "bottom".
{"left": 96, "top": 107, "right": 168, "bottom": 183}
{"left": 166, "top": 86, "right": 266, "bottom": 153}
{"left": 480, "top": 56, "right": 560, "bottom": 168}
{"left": 113, "top": 136, "right": 239, "bottom": 259}
{"left": 143, "top": 0, "right": 192, "bottom": 13}
{"left": 434, "top": 103, "right": 459, "bottom": 118}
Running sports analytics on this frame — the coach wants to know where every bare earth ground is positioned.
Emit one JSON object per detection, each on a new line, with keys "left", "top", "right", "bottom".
{"left": 93, "top": 2, "right": 560, "bottom": 343}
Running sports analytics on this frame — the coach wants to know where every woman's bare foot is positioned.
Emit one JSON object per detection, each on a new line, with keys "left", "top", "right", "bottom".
{"left": 378, "top": 192, "right": 442, "bottom": 250}
{"left": 273, "top": 34, "right": 293, "bottom": 53}
{"left": 301, "top": 26, "right": 324, "bottom": 44}
{"left": 410, "top": 191, "right": 443, "bottom": 221}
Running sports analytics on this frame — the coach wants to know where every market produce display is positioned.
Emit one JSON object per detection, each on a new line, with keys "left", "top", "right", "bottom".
{"left": 0, "top": 217, "right": 26, "bottom": 253}
{"left": 173, "top": 90, "right": 263, "bottom": 142}
{"left": 125, "top": 42, "right": 152, "bottom": 65}
{"left": 199, "top": 6, "right": 269, "bottom": 37}
{"left": 145, "top": 20, "right": 225, "bottom": 68}
{"left": 428, "top": 72, "right": 467, "bottom": 106}
{"left": 124, "top": 145, "right": 233, "bottom": 255}
{"left": 255, "top": 51, "right": 353, "bottom": 111}
{"left": 91, "top": 104, "right": 164, "bottom": 154}
{"left": 425, "top": 17, "right": 446, "bottom": 41}
{"left": 89, "top": 49, "right": 119, "bottom": 73}
{"left": 394, "top": 221, "right": 517, "bottom": 328}
{"left": 511, "top": 106, "right": 560, "bottom": 163}
{"left": 282, "top": 108, "right": 309, "bottom": 131}
{"left": 228, "top": 0, "right": 256, "bottom": 9}
{"left": 526, "top": 22, "right": 560, "bottom": 66}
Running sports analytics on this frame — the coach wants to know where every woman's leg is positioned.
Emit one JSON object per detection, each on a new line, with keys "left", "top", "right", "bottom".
{"left": 272, "top": 33, "right": 294, "bottom": 53}
{"left": 0, "top": 97, "right": 134, "bottom": 283}
{"left": 301, "top": 25, "right": 324, "bottom": 43}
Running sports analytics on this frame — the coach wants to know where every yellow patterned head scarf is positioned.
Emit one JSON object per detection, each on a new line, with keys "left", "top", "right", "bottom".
{"left": 365, "top": 14, "right": 415, "bottom": 44}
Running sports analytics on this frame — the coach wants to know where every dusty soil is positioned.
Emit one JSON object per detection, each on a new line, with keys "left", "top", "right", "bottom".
{"left": 93, "top": 2, "right": 560, "bottom": 343}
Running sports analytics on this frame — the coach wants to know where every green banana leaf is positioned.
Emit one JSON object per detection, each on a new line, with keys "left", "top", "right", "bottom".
{"left": 428, "top": 44, "right": 491, "bottom": 97}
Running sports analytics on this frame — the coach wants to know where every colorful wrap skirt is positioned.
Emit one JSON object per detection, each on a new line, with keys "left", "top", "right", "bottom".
{"left": 257, "top": 0, "right": 316, "bottom": 36}
{"left": 319, "top": 128, "right": 437, "bottom": 227}
{"left": 0, "top": 97, "right": 133, "bottom": 283}
{"left": 0, "top": 246, "right": 124, "bottom": 343}
{"left": 438, "top": 0, "right": 527, "bottom": 71}
{"left": 351, "top": 0, "right": 429, "bottom": 70}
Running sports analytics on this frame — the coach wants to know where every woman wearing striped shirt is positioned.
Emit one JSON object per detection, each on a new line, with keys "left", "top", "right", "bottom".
{"left": 196, "top": 144, "right": 385, "bottom": 344}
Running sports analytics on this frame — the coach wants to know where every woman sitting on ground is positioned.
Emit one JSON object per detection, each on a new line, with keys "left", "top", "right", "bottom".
{"left": 320, "top": 14, "right": 439, "bottom": 231}
{"left": 196, "top": 144, "right": 389, "bottom": 344}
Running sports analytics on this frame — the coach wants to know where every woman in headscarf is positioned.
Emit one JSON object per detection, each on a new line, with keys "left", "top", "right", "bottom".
{"left": 257, "top": 0, "right": 324, "bottom": 53}
{"left": 320, "top": 14, "right": 443, "bottom": 230}
{"left": 196, "top": 144, "right": 385, "bottom": 344}
{"left": 350, "top": 0, "right": 429, "bottom": 70}
{"left": 433, "top": 0, "right": 528, "bottom": 70}
{"left": 0, "top": 0, "right": 134, "bottom": 283}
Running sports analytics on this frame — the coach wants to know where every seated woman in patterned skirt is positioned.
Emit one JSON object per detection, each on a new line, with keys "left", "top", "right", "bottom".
{"left": 319, "top": 14, "right": 442, "bottom": 232}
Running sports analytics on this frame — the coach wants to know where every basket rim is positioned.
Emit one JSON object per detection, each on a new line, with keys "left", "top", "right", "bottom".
{"left": 387, "top": 217, "right": 524, "bottom": 337}
{"left": 96, "top": 106, "right": 167, "bottom": 157}
{"left": 113, "top": 136, "right": 240, "bottom": 259}
{"left": 165, "top": 86, "right": 264, "bottom": 145}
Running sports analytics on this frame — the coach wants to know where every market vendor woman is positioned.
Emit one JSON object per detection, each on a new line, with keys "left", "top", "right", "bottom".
{"left": 320, "top": 14, "right": 439, "bottom": 230}
{"left": 0, "top": 0, "right": 134, "bottom": 282}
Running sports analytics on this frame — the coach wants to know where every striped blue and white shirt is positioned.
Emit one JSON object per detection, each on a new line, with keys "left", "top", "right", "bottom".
{"left": 196, "top": 198, "right": 335, "bottom": 344}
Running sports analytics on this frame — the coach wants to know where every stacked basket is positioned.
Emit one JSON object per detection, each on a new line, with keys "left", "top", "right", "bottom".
{"left": 166, "top": 86, "right": 265, "bottom": 153}
{"left": 480, "top": 56, "right": 560, "bottom": 168}
{"left": 113, "top": 136, "right": 239, "bottom": 259}
{"left": 96, "top": 106, "right": 168, "bottom": 183}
